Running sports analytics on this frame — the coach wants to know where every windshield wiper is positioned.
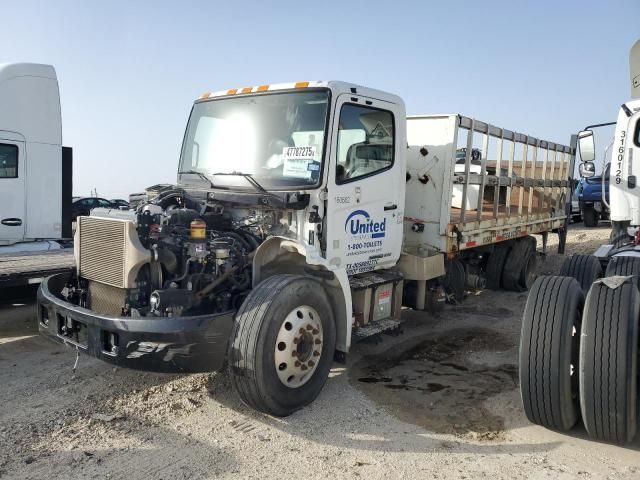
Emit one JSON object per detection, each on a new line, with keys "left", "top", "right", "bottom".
{"left": 178, "top": 170, "right": 219, "bottom": 189}
{"left": 212, "top": 171, "right": 272, "bottom": 196}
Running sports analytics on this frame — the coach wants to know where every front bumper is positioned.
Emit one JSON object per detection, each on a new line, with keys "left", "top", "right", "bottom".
{"left": 37, "top": 272, "right": 234, "bottom": 373}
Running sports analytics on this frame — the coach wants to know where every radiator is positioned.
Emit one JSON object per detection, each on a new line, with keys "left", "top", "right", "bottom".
{"left": 88, "top": 280, "right": 127, "bottom": 316}
{"left": 75, "top": 216, "right": 151, "bottom": 289}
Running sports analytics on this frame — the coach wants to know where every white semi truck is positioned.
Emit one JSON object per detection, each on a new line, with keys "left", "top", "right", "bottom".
{"left": 0, "top": 63, "right": 74, "bottom": 288}
{"left": 38, "top": 80, "right": 574, "bottom": 416}
{"left": 519, "top": 39, "right": 640, "bottom": 445}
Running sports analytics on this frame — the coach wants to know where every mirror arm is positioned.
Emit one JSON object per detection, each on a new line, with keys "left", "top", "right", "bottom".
{"left": 583, "top": 121, "right": 616, "bottom": 130}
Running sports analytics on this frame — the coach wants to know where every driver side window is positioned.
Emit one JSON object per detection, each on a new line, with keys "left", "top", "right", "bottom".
{"left": 0, "top": 144, "right": 18, "bottom": 178}
{"left": 336, "top": 103, "right": 394, "bottom": 184}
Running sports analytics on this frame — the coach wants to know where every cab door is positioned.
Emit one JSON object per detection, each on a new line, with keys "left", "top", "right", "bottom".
{"left": 0, "top": 136, "right": 25, "bottom": 244}
{"left": 610, "top": 107, "right": 640, "bottom": 224}
{"left": 324, "top": 94, "right": 405, "bottom": 275}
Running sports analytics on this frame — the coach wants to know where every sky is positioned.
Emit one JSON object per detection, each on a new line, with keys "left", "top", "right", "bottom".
{"left": 2, "top": 0, "right": 638, "bottom": 198}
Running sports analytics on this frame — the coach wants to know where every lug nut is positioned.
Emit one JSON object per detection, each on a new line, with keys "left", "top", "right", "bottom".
{"left": 314, "top": 339, "right": 322, "bottom": 345}
{"left": 292, "top": 351, "right": 298, "bottom": 357}
{"left": 295, "top": 361, "right": 301, "bottom": 367}
{"left": 306, "top": 325, "right": 313, "bottom": 331}
{"left": 312, "top": 329, "right": 319, "bottom": 335}
{"left": 301, "top": 365, "right": 308, "bottom": 371}
{"left": 293, "top": 337, "right": 299, "bottom": 344}
{"left": 308, "top": 361, "right": 315, "bottom": 367}
{"left": 313, "top": 351, "right": 320, "bottom": 357}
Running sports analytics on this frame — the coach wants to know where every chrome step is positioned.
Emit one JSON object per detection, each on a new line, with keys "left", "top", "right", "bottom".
{"left": 351, "top": 318, "right": 402, "bottom": 343}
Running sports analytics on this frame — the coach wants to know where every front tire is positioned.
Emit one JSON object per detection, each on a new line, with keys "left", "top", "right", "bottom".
{"left": 582, "top": 206, "right": 599, "bottom": 228}
{"left": 228, "top": 274, "right": 336, "bottom": 416}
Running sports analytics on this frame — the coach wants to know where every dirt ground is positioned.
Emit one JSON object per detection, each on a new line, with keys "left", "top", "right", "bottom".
{"left": 2, "top": 224, "right": 640, "bottom": 480}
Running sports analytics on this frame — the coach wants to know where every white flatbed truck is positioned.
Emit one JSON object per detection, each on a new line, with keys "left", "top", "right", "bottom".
{"left": 519, "top": 39, "right": 640, "bottom": 445}
{"left": 38, "top": 79, "right": 574, "bottom": 416}
{"left": 0, "top": 63, "right": 74, "bottom": 291}
{"left": 0, "top": 250, "right": 74, "bottom": 289}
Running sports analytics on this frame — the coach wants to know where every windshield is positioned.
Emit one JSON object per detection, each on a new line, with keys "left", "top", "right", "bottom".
{"left": 455, "top": 148, "right": 481, "bottom": 165}
{"left": 179, "top": 89, "right": 330, "bottom": 190}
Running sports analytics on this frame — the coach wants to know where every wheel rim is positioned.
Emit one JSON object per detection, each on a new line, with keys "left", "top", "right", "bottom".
{"left": 274, "top": 305, "right": 323, "bottom": 388}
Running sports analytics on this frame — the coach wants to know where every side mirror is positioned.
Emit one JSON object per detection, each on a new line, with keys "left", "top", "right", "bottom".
{"left": 578, "top": 130, "right": 595, "bottom": 162}
{"left": 579, "top": 161, "right": 596, "bottom": 178}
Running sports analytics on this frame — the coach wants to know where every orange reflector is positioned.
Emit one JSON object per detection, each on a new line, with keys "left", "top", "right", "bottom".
{"left": 241, "top": 87, "right": 253, "bottom": 93}
{"left": 200, "top": 92, "right": 211, "bottom": 99}
{"left": 227, "top": 88, "right": 238, "bottom": 95}
{"left": 257, "top": 85, "right": 269, "bottom": 92}
{"left": 295, "top": 81, "right": 309, "bottom": 88}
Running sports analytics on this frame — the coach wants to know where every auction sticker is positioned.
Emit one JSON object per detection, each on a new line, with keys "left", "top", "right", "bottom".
{"left": 283, "top": 146, "right": 318, "bottom": 179}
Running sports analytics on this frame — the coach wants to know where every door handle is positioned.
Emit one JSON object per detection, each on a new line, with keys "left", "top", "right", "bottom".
{"left": 384, "top": 204, "right": 398, "bottom": 211}
{"left": 1, "top": 218, "right": 22, "bottom": 226}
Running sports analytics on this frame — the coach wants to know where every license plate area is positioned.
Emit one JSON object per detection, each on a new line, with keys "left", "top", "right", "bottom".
{"left": 57, "top": 314, "right": 88, "bottom": 348}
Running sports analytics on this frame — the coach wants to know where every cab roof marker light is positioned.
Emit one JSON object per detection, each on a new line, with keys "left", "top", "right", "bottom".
{"left": 200, "top": 92, "right": 211, "bottom": 99}
{"left": 198, "top": 81, "right": 326, "bottom": 101}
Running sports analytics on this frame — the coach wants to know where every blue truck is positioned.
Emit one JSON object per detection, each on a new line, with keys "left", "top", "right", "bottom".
{"left": 576, "top": 164, "right": 610, "bottom": 227}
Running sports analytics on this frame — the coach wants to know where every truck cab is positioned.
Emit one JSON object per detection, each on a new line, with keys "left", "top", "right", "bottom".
{"left": 608, "top": 99, "right": 640, "bottom": 231}
{"left": 178, "top": 81, "right": 407, "bottom": 275}
{"left": 577, "top": 103, "right": 640, "bottom": 235}
{"left": 0, "top": 63, "right": 72, "bottom": 247}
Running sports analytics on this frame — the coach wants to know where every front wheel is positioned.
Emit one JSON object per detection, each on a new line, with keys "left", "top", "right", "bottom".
{"left": 228, "top": 274, "right": 336, "bottom": 416}
{"left": 582, "top": 206, "right": 599, "bottom": 228}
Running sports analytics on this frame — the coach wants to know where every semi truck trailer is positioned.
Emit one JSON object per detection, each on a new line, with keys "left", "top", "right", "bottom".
{"left": 519, "top": 39, "right": 640, "bottom": 445}
{"left": 0, "top": 63, "right": 74, "bottom": 289}
{"left": 38, "top": 80, "right": 574, "bottom": 416}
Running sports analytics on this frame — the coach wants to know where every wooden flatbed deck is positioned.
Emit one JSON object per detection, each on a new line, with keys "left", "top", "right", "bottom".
{"left": 0, "top": 250, "right": 74, "bottom": 287}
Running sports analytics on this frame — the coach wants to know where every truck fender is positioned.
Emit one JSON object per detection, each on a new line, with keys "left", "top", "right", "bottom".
{"left": 252, "top": 236, "right": 353, "bottom": 352}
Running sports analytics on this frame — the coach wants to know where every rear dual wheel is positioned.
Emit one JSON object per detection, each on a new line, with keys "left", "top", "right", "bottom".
{"left": 579, "top": 280, "right": 639, "bottom": 444}
{"left": 228, "top": 274, "right": 336, "bottom": 416}
{"left": 559, "top": 254, "right": 602, "bottom": 292}
{"left": 442, "top": 259, "right": 466, "bottom": 302}
{"left": 486, "top": 241, "right": 512, "bottom": 290}
{"left": 519, "top": 276, "right": 584, "bottom": 431}
{"left": 605, "top": 256, "right": 640, "bottom": 290}
{"left": 521, "top": 274, "right": 640, "bottom": 443}
{"left": 503, "top": 237, "right": 537, "bottom": 292}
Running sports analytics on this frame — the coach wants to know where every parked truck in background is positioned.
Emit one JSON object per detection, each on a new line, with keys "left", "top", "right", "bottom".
{"left": 519, "top": 38, "right": 640, "bottom": 445}
{"left": 38, "top": 79, "right": 574, "bottom": 416}
{"left": 0, "top": 63, "right": 74, "bottom": 289}
{"left": 576, "top": 164, "right": 610, "bottom": 227}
